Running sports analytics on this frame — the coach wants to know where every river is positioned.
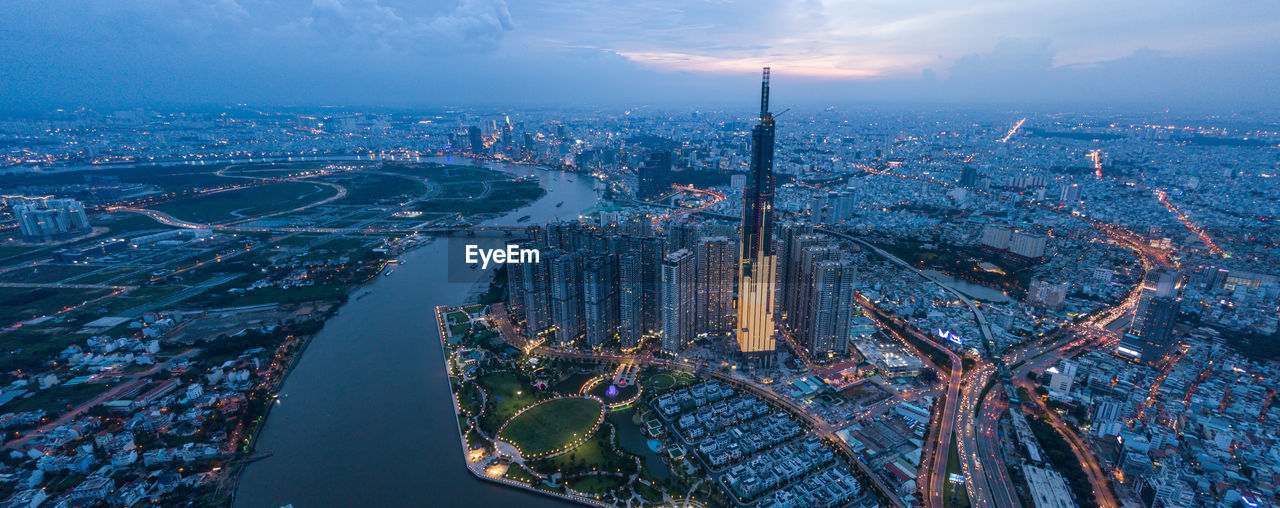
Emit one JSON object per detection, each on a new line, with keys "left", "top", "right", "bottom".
{"left": 920, "top": 269, "right": 1012, "bottom": 303}
{"left": 233, "top": 157, "right": 598, "bottom": 508}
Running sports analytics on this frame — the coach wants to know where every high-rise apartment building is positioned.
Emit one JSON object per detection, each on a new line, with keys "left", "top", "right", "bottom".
{"left": 637, "top": 151, "right": 673, "bottom": 201}
{"left": 467, "top": 126, "right": 484, "bottom": 155}
{"left": 10, "top": 196, "right": 90, "bottom": 240}
{"left": 695, "top": 236, "right": 735, "bottom": 337}
{"left": 582, "top": 255, "right": 618, "bottom": 349}
{"left": 807, "top": 257, "right": 858, "bottom": 357}
{"left": 618, "top": 250, "right": 644, "bottom": 350}
{"left": 660, "top": 248, "right": 696, "bottom": 354}
{"left": 549, "top": 252, "right": 583, "bottom": 347}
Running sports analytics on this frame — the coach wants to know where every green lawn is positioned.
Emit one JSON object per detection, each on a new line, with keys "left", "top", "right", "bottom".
{"left": 436, "top": 182, "right": 486, "bottom": 199}
{"left": 69, "top": 266, "right": 141, "bottom": 285}
{"left": 554, "top": 372, "right": 597, "bottom": 394}
{"left": 528, "top": 422, "right": 636, "bottom": 476}
{"left": 413, "top": 179, "right": 544, "bottom": 217}
{"left": 153, "top": 181, "right": 338, "bottom": 223}
{"left": 457, "top": 382, "right": 483, "bottom": 416}
{"left": 0, "top": 327, "right": 87, "bottom": 374}
{"left": 449, "top": 322, "right": 472, "bottom": 337}
{"left": 193, "top": 284, "right": 349, "bottom": 308}
{"left": 88, "top": 286, "right": 185, "bottom": 315}
{"left": 0, "top": 245, "right": 34, "bottom": 262}
{"left": 641, "top": 368, "right": 695, "bottom": 394}
{"left": 0, "top": 264, "right": 105, "bottom": 284}
{"left": 326, "top": 173, "right": 426, "bottom": 205}
{"left": 499, "top": 397, "right": 602, "bottom": 456}
{"left": 477, "top": 372, "right": 540, "bottom": 434}
{"left": 567, "top": 474, "right": 628, "bottom": 495}
{"left": 0, "top": 287, "right": 113, "bottom": 327}
{"left": 943, "top": 439, "right": 971, "bottom": 507}
{"left": 381, "top": 163, "right": 498, "bottom": 183}
{"left": 503, "top": 465, "right": 540, "bottom": 485}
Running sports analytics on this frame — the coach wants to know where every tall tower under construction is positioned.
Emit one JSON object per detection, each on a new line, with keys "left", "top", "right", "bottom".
{"left": 735, "top": 68, "right": 779, "bottom": 364}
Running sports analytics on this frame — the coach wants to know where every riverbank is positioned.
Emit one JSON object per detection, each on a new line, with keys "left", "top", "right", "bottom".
{"left": 231, "top": 159, "right": 603, "bottom": 507}
{"left": 433, "top": 305, "right": 610, "bottom": 508}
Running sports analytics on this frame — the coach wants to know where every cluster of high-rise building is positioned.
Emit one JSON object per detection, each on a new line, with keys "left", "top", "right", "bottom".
{"left": 506, "top": 219, "right": 738, "bottom": 354}
{"left": 776, "top": 227, "right": 861, "bottom": 358}
{"left": 503, "top": 70, "right": 863, "bottom": 365}
{"left": 4, "top": 195, "right": 90, "bottom": 240}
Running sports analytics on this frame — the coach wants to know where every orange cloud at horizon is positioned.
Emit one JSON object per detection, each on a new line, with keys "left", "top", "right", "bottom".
{"left": 615, "top": 50, "right": 929, "bottom": 80}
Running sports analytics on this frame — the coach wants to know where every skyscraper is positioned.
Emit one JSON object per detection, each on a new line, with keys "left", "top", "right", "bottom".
{"left": 1131, "top": 297, "right": 1179, "bottom": 345}
{"left": 11, "top": 197, "right": 90, "bottom": 240}
{"left": 781, "top": 232, "right": 822, "bottom": 327}
{"left": 618, "top": 250, "right": 644, "bottom": 350}
{"left": 1060, "top": 183, "right": 1083, "bottom": 203}
{"left": 467, "top": 126, "right": 484, "bottom": 155}
{"left": 500, "top": 116, "right": 514, "bottom": 158}
{"left": 695, "top": 236, "right": 735, "bottom": 337}
{"left": 807, "top": 258, "right": 858, "bottom": 357}
{"left": 980, "top": 224, "right": 1013, "bottom": 250}
{"left": 549, "top": 252, "right": 583, "bottom": 347}
{"left": 637, "top": 151, "right": 673, "bottom": 201}
{"left": 661, "top": 248, "right": 696, "bottom": 354}
{"left": 735, "top": 68, "right": 779, "bottom": 363}
{"left": 582, "top": 255, "right": 618, "bottom": 349}
{"left": 792, "top": 243, "right": 840, "bottom": 342}
{"left": 1130, "top": 269, "right": 1179, "bottom": 332}
{"left": 518, "top": 249, "right": 555, "bottom": 337}
{"left": 1118, "top": 269, "right": 1182, "bottom": 363}
{"left": 959, "top": 165, "right": 980, "bottom": 188}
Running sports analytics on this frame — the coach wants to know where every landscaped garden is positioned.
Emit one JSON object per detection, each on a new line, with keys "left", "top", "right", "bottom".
{"left": 498, "top": 397, "right": 603, "bottom": 457}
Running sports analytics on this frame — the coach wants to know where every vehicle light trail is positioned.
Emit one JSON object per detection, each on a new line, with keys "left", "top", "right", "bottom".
{"left": 1154, "top": 189, "right": 1226, "bottom": 256}
{"left": 1000, "top": 118, "right": 1027, "bottom": 143}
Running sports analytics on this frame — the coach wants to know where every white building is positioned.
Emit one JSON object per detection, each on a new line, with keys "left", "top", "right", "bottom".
{"left": 1047, "top": 360, "right": 1078, "bottom": 399}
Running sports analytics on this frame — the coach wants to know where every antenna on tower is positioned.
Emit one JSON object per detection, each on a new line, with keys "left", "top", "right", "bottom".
{"left": 760, "top": 67, "right": 770, "bottom": 117}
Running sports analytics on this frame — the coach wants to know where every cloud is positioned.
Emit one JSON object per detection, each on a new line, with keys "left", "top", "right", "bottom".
{"left": 279, "top": 0, "right": 514, "bottom": 53}
{"left": 0, "top": 0, "right": 1277, "bottom": 109}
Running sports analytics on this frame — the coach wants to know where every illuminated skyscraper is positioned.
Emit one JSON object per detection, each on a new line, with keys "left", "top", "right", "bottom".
{"left": 549, "top": 251, "right": 583, "bottom": 347}
{"left": 735, "top": 68, "right": 779, "bottom": 363}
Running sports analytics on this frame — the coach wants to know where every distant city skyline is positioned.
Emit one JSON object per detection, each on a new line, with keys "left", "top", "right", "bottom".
{"left": 3, "top": 0, "right": 1279, "bottom": 110}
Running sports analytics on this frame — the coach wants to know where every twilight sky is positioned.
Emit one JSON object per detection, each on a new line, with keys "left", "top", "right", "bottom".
{"left": 2, "top": 0, "right": 1279, "bottom": 110}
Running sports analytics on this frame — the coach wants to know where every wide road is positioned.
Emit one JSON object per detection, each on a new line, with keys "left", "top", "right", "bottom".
{"left": 974, "top": 389, "right": 1020, "bottom": 507}
{"left": 820, "top": 227, "right": 1001, "bottom": 508}
{"left": 858, "top": 301, "right": 960, "bottom": 508}
{"left": 1012, "top": 349, "right": 1120, "bottom": 508}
